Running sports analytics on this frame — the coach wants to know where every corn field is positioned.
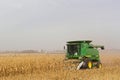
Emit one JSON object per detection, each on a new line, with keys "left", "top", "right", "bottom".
{"left": 0, "top": 50, "right": 120, "bottom": 80}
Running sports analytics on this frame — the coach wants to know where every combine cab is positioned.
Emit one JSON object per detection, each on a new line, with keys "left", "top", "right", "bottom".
{"left": 65, "top": 40, "right": 104, "bottom": 69}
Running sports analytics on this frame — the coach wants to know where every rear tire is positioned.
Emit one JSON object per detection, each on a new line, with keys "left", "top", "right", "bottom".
{"left": 97, "top": 62, "right": 102, "bottom": 68}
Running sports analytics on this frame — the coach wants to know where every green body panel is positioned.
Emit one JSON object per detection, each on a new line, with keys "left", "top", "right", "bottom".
{"left": 66, "top": 40, "right": 103, "bottom": 62}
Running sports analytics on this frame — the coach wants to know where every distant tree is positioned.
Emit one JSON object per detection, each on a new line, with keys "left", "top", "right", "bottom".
{"left": 21, "top": 50, "right": 39, "bottom": 53}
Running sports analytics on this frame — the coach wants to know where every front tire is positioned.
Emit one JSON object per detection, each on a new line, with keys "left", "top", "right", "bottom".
{"left": 82, "top": 58, "right": 93, "bottom": 69}
{"left": 87, "top": 61, "right": 93, "bottom": 69}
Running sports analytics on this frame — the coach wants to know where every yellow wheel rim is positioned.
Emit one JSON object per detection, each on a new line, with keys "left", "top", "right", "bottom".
{"left": 88, "top": 61, "right": 92, "bottom": 69}
{"left": 99, "top": 64, "right": 102, "bottom": 68}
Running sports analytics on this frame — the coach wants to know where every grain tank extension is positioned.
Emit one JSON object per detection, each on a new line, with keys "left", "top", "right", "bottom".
{"left": 65, "top": 40, "right": 104, "bottom": 69}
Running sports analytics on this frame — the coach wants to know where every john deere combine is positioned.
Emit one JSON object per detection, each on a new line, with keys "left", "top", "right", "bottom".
{"left": 65, "top": 40, "right": 104, "bottom": 69}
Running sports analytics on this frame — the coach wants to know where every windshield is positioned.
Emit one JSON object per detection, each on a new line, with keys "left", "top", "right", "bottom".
{"left": 67, "top": 45, "right": 78, "bottom": 55}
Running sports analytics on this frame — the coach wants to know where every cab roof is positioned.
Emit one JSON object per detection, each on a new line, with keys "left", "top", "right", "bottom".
{"left": 67, "top": 40, "right": 92, "bottom": 44}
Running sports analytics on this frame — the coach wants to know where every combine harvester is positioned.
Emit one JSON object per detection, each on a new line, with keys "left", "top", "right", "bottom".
{"left": 65, "top": 40, "right": 104, "bottom": 70}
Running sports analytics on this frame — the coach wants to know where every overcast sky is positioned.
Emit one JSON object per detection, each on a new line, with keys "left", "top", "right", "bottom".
{"left": 0, "top": 0, "right": 120, "bottom": 51}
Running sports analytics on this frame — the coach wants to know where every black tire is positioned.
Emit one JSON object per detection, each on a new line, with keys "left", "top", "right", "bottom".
{"left": 82, "top": 58, "right": 93, "bottom": 69}
{"left": 96, "top": 62, "right": 102, "bottom": 68}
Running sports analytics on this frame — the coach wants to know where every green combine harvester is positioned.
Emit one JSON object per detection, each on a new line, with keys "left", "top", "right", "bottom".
{"left": 65, "top": 40, "right": 104, "bottom": 69}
